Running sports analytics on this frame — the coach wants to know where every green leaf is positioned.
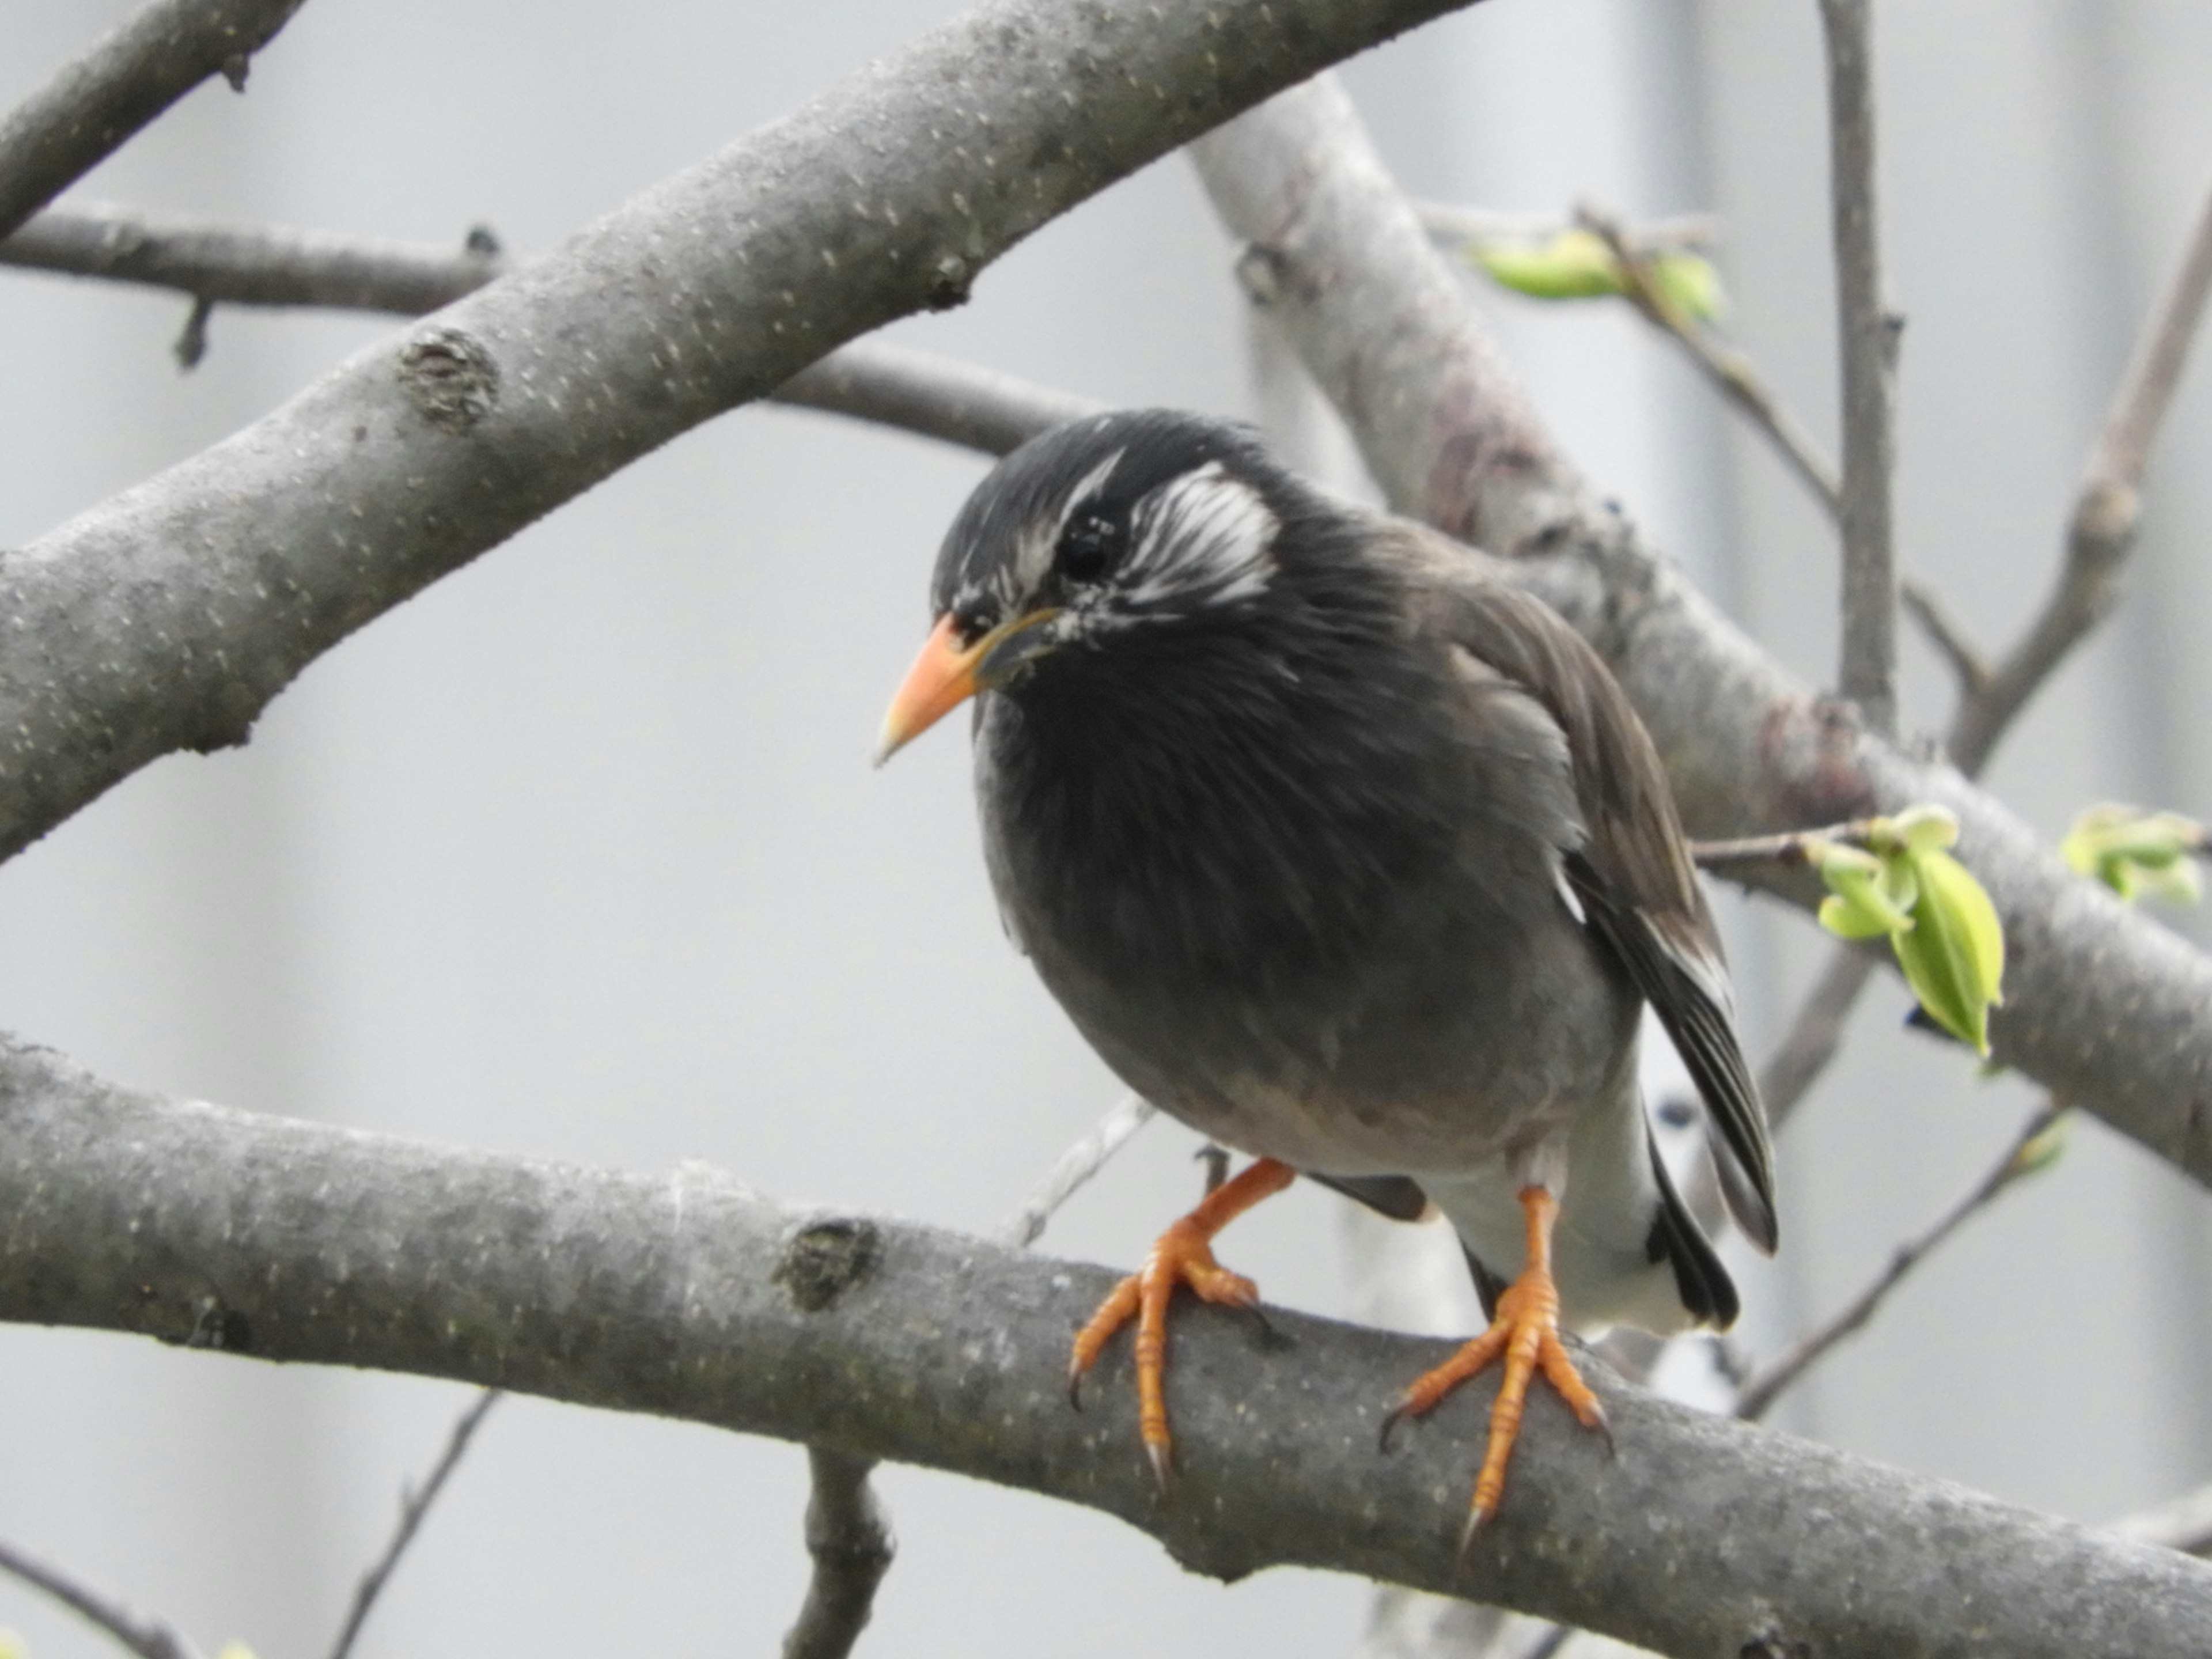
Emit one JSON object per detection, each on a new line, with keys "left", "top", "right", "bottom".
{"left": 1466, "top": 229, "right": 1623, "bottom": 300}
{"left": 0, "top": 1628, "right": 25, "bottom": 1659}
{"left": 1894, "top": 845, "right": 2007, "bottom": 1056}
{"left": 2061, "top": 803, "right": 2205, "bottom": 906}
{"left": 1646, "top": 251, "right": 1727, "bottom": 323}
{"left": 1811, "top": 841, "right": 1917, "bottom": 938}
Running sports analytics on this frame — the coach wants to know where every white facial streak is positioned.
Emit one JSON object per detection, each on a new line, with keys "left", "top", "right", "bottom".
{"left": 1119, "top": 461, "right": 1279, "bottom": 610}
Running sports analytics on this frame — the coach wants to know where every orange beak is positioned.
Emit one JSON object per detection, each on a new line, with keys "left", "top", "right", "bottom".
{"left": 874, "top": 609, "right": 1060, "bottom": 766}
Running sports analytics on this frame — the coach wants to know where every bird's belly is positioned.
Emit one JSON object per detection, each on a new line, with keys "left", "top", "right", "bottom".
{"left": 1041, "top": 900, "right": 1640, "bottom": 1180}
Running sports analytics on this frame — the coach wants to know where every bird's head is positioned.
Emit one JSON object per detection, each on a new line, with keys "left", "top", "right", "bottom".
{"left": 874, "top": 410, "right": 1309, "bottom": 763}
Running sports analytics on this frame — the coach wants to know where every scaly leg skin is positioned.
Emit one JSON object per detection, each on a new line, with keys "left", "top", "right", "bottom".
{"left": 1380, "top": 1185, "right": 1611, "bottom": 1555}
{"left": 1068, "top": 1156, "right": 1296, "bottom": 1491}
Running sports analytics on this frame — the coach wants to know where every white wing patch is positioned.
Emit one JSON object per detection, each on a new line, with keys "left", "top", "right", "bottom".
{"left": 1119, "top": 461, "right": 1279, "bottom": 609}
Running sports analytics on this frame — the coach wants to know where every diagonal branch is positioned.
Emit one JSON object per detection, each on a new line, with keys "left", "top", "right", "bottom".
{"left": 1941, "top": 162, "right": 2212, "bottom": 775}
{"left": 1574, "top": 205, "right": 1842, "bottom": 520}
{"left": 1732, "top": 1103, "right": 2063, "bottom": 1421}
{"left": 0, "top": 1539, "right": 203, "bottom": 1659}
{"left": 0, "top": 0, "right": 308, "bottom": 243}
{"left": 325, "top": 1387, "right": 502, "bottom": 1659}
{"left": 4, "top": 1037, "right": 2211, "bottom": 1659}
{"left": 1189, "top": 77, "right": 2212, "bottom": 1195}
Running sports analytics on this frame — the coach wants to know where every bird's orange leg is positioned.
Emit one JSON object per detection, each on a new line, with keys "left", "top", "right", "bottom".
{"left": 1381, "top": 1186, "right": 1609, "bottom": 1550}
{"left": 1069, "top": 1156, "right": 1296, "bottom": 1490}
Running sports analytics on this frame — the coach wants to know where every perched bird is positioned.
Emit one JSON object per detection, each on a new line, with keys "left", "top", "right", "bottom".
{"left": 877, "top": 410, "right": 1776, "bottom": 1540}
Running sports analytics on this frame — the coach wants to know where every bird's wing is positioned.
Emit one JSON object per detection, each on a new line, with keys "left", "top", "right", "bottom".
{"left": 1387, "top": 525, "right": 1779, "bottom": 1253}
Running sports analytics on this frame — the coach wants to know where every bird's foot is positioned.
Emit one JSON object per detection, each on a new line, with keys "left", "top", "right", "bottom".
{"left": 1067, "top": 1156, "right": 1296, "bottom": 1493}
{"left": 1378, "top": 1187, "right": 1609, "bottom": 1552}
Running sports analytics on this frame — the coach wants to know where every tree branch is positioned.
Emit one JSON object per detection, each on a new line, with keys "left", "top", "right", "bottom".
{"left": 1817, "top": 0, "right": 1899, "bottom": 737}
{"left": 0, "top": 202, "right": 1104, "bottom": 453}
{"left": 0, "top": 202, "right": 501, "bottom": 312}
{"left": 4, "top": 1037, "right": 2210, "bottom": 1659}
{"left": 1943, "top": 161, "right": 2212, "bottom": 775}
{"left": 1732, "top": 1104, "right": 2063, "bottom": 1421}
{"left": 0, "top": 0, "right": 1461, "bottom": 866}
{"left": 782, "top": 1449, "right": 896, "bottom": 1659}
{"left": 1190, "top": 77, "right": 2212, "bottom": 1195}
{"left": 1574, "top": 204, "right": 1842, "bottom": 520}
{"left": 0, "top": 0, "right": 308, "bottom": 243}
{"left": 0, "top": 1539, "right": 202, "bottom": 1659}
{"left": 325, "top": 1388, "right": 502, "bottom": 1659}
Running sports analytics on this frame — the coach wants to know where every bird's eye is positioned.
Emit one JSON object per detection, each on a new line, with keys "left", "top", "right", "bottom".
{"left": 1056, "top": 512, "right": 1120, "bottom": 584}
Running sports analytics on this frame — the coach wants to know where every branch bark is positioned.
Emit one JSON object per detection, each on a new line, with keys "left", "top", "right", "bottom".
{"left": 1817, "top": 0, "right": 1899, "bottom": 737}
{"left": 0, "top": 0, "right": 1470, "bottom": 861}
{"left": 0, "top": 0, "right": 308, "bottom": 243}
{"left": 3, "top": 1037, "right": 2209, "bottom": 1659}
{"left": 1943, "top": 162, "right": 2212, "bottom": 775}
{"left": 1189, "top": 77, "right": 2212, "bottom": 1194}
{"left": 0, "top": 203, "right": 1107, "bottom": 452}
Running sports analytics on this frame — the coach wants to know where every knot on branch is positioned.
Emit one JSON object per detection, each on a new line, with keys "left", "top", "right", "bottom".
{"left": 399, "top": 326, "right": 501, "bottom": 433}
{"left": 775, "top": 1218, "right": 882, "bottom": 1311}
{"left": 925, "top": 253, "right": 974, "bottom": 311}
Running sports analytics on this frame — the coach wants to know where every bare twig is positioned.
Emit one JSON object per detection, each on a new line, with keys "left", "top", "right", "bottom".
{"left": 0, "top": 202, "right": 503, "bottom": 312}
{"left": 1899, "top": 578, "right": 1994, "bottom": 696}
{"left": 325, "top": 1387, "right": 502, "bottom": 1659}
{"left": 997, "top": 1093, "right": 1157, "bottom": 1250}
{"left": 2111, "top": 1482, "right": 2212, "bottom": 1559}
{"left": 0, "top": 202, "right": 1096, "bottom": 455}
{"left": 1688, "top": 817, "right": 1879, "bottom": 871}
{"left": 782, "top": 1449, "right": 897, "bottom": 1659}
{"left": 1942, "top": 165, "right": 2212, "bottom": 775}
{"left": 1734, "top": 1104, "right": 2063, "bottom": 1421}
{"left": 1819, "top": 0, "right": 1900, "bottom": 737}
{"left": 0, "top": 0, "right": 308, "bottom": 243}
{"left": 1575, "top": 205, "right": 1842, "bottom": 520}
{"left": 0, "top": 1539, "right": 202, "bottom": 1659}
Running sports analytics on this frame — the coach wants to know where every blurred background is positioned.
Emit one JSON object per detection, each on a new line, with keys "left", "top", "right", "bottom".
{"left": 2, "top": 0, "right": 2210, "bottom": 1654}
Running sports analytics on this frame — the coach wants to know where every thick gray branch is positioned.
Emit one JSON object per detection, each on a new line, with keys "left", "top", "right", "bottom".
{"left": 1817, "top": 0, "right": 1898, "bottom": 736}
{"left": 1190, "top": 79, "right": 2212, "bottom": 1190}
{"left": 0, "top": 0, "right": 1470, "bottom": 858}
{"left": 0, "top": 0, "right": 308, "bottom": 243}
{"left": 0, "top": 203, "right": 1105, "bottom": 453}
{"left": 3, "top": 1037, "right": 2209, "bottom": 1659}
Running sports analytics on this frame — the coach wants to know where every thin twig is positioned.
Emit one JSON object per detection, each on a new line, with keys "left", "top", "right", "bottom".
{"left": 1734, "top": 1104, "right": 2063, "bottom": 1421}
{"left": 0, "top": 202, "right": 503, "bottom": 312}
{"left": 0, "top": 0, "right": 309, "bottom": 243}
{"left": 1819, "top": 0, "right": 1900, "bottom": 737}
{"left": 1942, "top": 164, "right": 2212, "bottom": 775}
{"left": 0, "top": 202, "right": 1095, "bottom": 455}
{"left": 781, "top": 1449, "right": 897, "bottom": 1659}
{"left": 1575, "top": 205, "right": 1842, "bottom": 520}
{"left": 1688, "top": 817, "right": 1878, "bottom": 872}
{"left": 0, "top": 1539, "right": 203, "bottom": 1659}
{"left": 1899, "top": 577, "right": 1993, "bottom": 696}
{"left": 997, "top": 1093, "right": 1157, "bottom": 1250}
{"left": 325, "top": 1388, "right": 503, "bottom": 1659}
